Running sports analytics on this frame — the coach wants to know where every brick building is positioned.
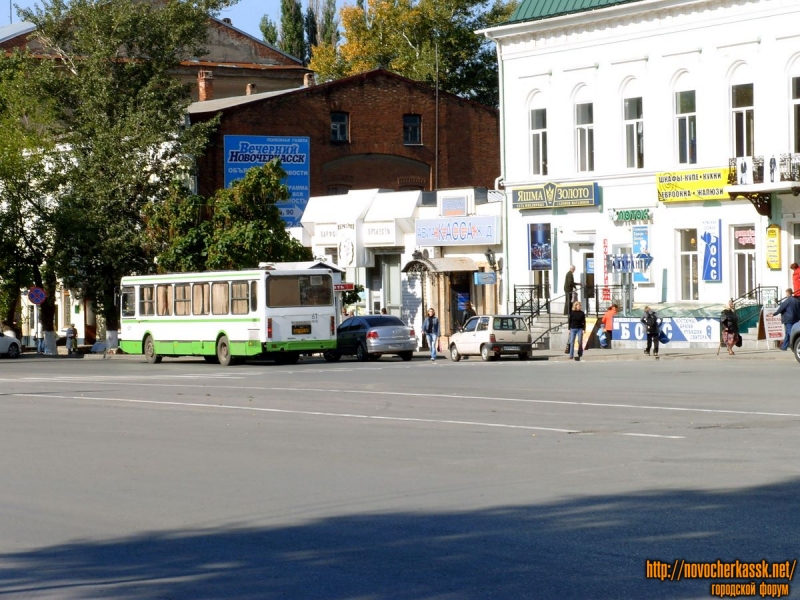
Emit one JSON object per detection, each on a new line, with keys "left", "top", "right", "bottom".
{"left": 188, "top": 69, "right": 500, "bottom": 200}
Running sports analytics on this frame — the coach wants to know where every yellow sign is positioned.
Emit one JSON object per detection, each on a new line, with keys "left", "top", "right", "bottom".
{"left": 766, "top": 224, "right": 781, "bottom": 270}
{"left": 656, "top": 168, "right": 731, "bottom": 202}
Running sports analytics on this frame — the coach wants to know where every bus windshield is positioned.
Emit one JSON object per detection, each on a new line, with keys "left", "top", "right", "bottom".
{"left": 266, "top": 274, "right": 333, "bottom": 307}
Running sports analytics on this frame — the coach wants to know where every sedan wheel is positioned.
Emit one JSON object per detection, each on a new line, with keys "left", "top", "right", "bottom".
{"left": 480, "top": 344, "right": 493, "bottom": 362}
{"left": 518, "top": 352, "right": 530, "bottom": 361}
{"left": 7, "top": 343, "right": 19, "bottom": 359}
{"left": 356, "top": 343, "right": 369, "bottom": 362}
{"left": 794, "top": 337, "right": 800, "bottom": 364}
{"left": 399, "top": 351, "right": 413, "bottom": 362}
{"left": 323, "top": 350, "right": 341, "bottom": 362}
{"left": 449, "top": 344, "right": 461, "bottom": 362}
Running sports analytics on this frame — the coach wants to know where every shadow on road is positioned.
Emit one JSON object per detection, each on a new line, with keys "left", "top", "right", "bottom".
{"left": 2, "top": 478, "right": 798, "bottom": 599}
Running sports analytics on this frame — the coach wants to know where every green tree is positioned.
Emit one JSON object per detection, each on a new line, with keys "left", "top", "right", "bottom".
{"left": 319, "top": 0, "right": 340, "bottom": 47}
{"left": 147, "top": 161, "right": 311, "bottom": 272}
{"left": 304, "top": 4, "right": 318, "bottom": 63}
{"left": 18, "top": 0, "right": 230, "bottom": 343}
{"left": 309, "top": 0, "right": 517, "bottom": 107}
{"left": 260, "top": 14, "right": 279, "bottom": 45}
{"left": 279, "top": 0, "right": 306, "bottom": 63}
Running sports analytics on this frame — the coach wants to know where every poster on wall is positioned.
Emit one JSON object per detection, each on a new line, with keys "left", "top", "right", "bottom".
{"left": 701, "top": 220, "right": 722, "bottom": 282}
{"left": 223, "top": 135, "right": 310, "bottom": 227}
{"left": 766, "top": 224, "right": 781, "bottom": 270}
{"left": 528, "top": 223, "right": 552, "bottom": 271}
{"left": 632, "top": 225, "right": 651, "bottom": 283}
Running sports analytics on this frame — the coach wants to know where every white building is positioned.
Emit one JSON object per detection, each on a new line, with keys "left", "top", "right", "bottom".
{"left": 480, "top": 0, "right": 800, "bottom": 340}
{"left": 299, "top": 188, "right": 503, "bottom": 344}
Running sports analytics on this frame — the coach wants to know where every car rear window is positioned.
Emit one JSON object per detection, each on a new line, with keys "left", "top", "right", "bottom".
{"left": 493, "top": 317, "right": 527, "bottom": 331}
{"left": 364, "top": 316, "right": 405, "bottom": 327}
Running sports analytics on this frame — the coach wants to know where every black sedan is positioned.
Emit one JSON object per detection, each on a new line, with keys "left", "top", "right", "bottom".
{"left": 324, "top": 315, "right": 417, "bottom": 362}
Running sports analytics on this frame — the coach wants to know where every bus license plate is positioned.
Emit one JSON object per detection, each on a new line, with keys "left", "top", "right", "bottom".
{"left": 292, "top": 323, "right": 312, "bottom": 335}
{"left": 505, "top": 345, "right": 520, "bottom": 351}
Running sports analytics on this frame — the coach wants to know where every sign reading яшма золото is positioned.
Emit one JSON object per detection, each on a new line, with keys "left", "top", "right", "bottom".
{"left": 656, "top": 167, "right": 731, "bottom": 202}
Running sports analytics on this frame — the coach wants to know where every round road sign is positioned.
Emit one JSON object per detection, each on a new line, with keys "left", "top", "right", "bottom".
{"left": 28, "top": 286, "right": 46, "bottom": 305}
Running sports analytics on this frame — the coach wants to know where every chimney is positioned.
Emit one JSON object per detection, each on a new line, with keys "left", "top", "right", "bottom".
{"left": 246, "top": 83, "right": 257, "bottom": 95}
{"left": 222, "top": 18, "right": 232, "bottom": 25}
{"left": 198, "top": 70, "right": 214, "bottom": 102}
{"left": 304, "top": 73, "right": 315, "bottom": 88}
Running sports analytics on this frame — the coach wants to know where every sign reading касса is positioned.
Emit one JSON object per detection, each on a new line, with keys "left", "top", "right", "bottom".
{"left": 512, "top": 182, "right": 598, "bottom": 210}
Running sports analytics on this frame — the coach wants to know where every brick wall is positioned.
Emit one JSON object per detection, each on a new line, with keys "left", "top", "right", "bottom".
{"left": 193, "top": 70, "right": 500, "bottom": 198}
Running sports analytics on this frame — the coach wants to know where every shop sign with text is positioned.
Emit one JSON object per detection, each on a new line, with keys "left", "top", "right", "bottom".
{"left": 701, "top": 220, "right": 722, "bottom": 282}
{"left": 415, "top": 216, "right": 500, "bottom": 246}
{"left": 766, "top": 224, "right": 781, "bottom": 269}
{"left": 612, "top": 208, "right": 652, "bottom": 222}
{"left": 512, "top": 182, "right": 598, "bottom": 210}
{"left": 363, "top": 221, "right": 398, "bottom": 247}
{"left": 656, "top": 167, "right": 730, "bottom": 202}
{"left": 614, "top": 317, "right": 719, "bottom": 343}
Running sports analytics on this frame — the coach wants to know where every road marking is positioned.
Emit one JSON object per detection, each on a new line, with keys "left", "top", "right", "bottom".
{"left": 11, "top": 393, "right": 580, "bottom": 434}
{"left": 619, "top": 433, "right": 685, "bottom": 439}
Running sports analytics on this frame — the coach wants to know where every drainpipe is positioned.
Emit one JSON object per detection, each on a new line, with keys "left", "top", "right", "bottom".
{"left": 493, "top": 37, "right": 510, "bottom": 313}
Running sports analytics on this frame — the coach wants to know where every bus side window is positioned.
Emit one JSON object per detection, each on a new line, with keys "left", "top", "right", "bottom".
{"left": 212, "top": 282, "right": 229, "bottom": 315}
{"left": 193, "top": 283, "right": 209, "bottom": 315}
{"left": 250, "top": 281, "right": 258, "bottom": 312}
{"left": 231, "top": 281, "right": 249, "bottom": 315}
{"left": 121, "top": 286, "right": 135, "bottom": 318}
{"left": 140, "top": 285, "right": 155, "bottom": 316}
{"left": 175, "top": 283, "right": 191, "bottom": 316}
{"left": 157, "top": 285, "right": 173, "bottom": 316}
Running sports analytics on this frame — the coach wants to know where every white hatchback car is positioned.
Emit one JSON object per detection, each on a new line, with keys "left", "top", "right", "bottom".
{"left": 0, "top": 330, "right": 22, "bottom": 358}
{"left": 449, "top": 315, "right": 533, "bottom": 361}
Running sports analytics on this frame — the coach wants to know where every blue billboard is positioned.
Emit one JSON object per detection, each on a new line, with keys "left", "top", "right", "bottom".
{"left": 223, "top": 135, "right": 310, "bottom": 227}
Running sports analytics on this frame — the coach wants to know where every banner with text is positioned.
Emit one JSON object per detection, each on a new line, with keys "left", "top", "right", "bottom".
{"left": 656, "top": 167, "right": 730, "bottom": 202}
{"left": 512, "top": 182, "right": 598, "bottom": 210}
{"left": 614, "top": 317, "right": 720, "bottom": 343}
{"left": 701, "top": 220, "right": 722, "bottom": 282}
{"left": 415, "top": 216, "right": 500, "bottom": 246}
{"left": 528, "top": 223, "right": 552, "bottom": 271}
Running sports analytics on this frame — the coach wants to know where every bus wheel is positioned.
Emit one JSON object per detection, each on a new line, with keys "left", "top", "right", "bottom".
{"left": 144, "top": 335, "right": 161, "bottom": 364}
{"left": 216, "top": 335, "right": 232, "bottom": 367}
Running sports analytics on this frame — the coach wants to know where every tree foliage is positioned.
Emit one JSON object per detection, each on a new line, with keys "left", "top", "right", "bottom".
{"left": 308, "top": 0, "right": 518, "bottom": 107}
{"left": 146, "top": 161, "right": 312, "bottom": 273}
{"left": 279, "top": 0, "right": 306, "bottom": 63}
{"left": 260, "top": 14, "right": 279, "bottom": 46}
{"left": 18, "top": 0, "right": 231, "bottom": 330}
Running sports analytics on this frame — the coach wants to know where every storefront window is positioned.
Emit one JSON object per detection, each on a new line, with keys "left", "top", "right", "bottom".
{"left": 733, "top": 226, "right": 756, "bottom": 298}
{"left": 679, "top": 229, "right": 698, "bottom": 300}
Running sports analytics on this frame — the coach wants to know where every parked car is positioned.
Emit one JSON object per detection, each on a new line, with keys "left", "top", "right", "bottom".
{"left": 0, "top": 330, "right": 22, "bottom": 358}
{"left": 449, "top": 315, "right": 532, "bottom": 361}
{"left": 325, "top": 315, "right": 416, "bottom": 362}
{"left": 791, "top": 321, "right": 800, "bottom": 364}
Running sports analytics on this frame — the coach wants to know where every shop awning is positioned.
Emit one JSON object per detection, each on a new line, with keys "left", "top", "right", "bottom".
{"left": 402, "top": 256, "right": 479, "bottom": 273}
{"left": 364, "top": 190, "right": 421, "bottom": 233}
{"left": 300, "top": 189, "right": 381, "bottom": 234}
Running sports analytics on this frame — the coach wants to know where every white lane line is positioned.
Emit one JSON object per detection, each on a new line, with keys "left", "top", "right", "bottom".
{"left": 12, "top": 380, "right": 798, "bottom": 420}
{"left": 619, "top": 433, "right": 685, "bottom": 439}
{"left": 11, "top": 393, "right": 579, "bottom": 434}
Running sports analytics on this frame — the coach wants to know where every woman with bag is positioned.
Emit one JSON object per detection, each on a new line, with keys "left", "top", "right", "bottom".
{"left": 422, "top": 308, "right": 440, "bottom": 362}
{"left": 720, "top": 301, "right": 739, "bottom": 356}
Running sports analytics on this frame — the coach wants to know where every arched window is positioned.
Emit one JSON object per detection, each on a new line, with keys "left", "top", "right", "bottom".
{"left": 622, "top": 79, "right": 644, "bottom": 169}
{"left": 674, "top": 72, "right": 697, "bottom": 165}
{"left": 529, "top": 93, "right": 548, "bottom": 176}
{"left": 574, "top": 86, "right": 594, "bottom": 172}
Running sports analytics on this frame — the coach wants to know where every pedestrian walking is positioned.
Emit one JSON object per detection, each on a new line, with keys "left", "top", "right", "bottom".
{"left": 641, "top": 306, "right": 661, "bottom": 359}
{"left": 35, "top": 320, "right": 44, "bottom": 354}
{"left": 563, "top": 265, "right": 578, "bottom": 315}
{"left": 773, "top": 288, "right": 800, "bottom": 351}
{"left": 567, "top": 301, "right": 586, "bottom": 361}
{"left": 66, "top": 323, "right": 77, "bottom": 355}
{"left": 600, "top": 303, "right": 618, "bottom": 349}
{"left": 792, "top": 263, "right": 800, "bottom": 298}
{"left": 461, "top": 301, "right": 476, "bottom": 327}
{"left": 720, "top": 302, "right": 739, "bottom": 356}
{"left": 422, "top": 308, "right": 440, "bottom": 362}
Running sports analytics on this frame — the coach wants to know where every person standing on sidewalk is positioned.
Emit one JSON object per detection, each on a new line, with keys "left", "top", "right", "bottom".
{"left": 641, "top": 306, "right": 661, "bottom": 359}
{"left": 422, "top": 308, "right": 440, "bottom": 362}
{"left": 773, "top": 289, "right": 800, "bottom": 351}
{"left": 600, "top": 303, "right": 618, "bottom": 349}
{"left": 66, "top": 323, "right": 77, "bottom": 355}
{"left": 567, "top": 301, "right": 586, "bottom": 361}
{"left": 792, "top": 263, "right": 800, "bottom": 298}
{"left": 720, "top": 302, "right": 739, "bottom": 356}
{"left": 461, "top": 301, "right": 476, "bottom": 328}
{"left": 35, "top": 320, "right": 44, "bottom": 354}
{"left": 563, "top": 266, "right": 578, "bottom": 315}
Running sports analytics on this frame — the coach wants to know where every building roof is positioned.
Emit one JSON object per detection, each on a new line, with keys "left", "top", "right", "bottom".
{"left": 507, "top": 0, "right": 644, "bottom": 24}
{"left": 187, "top": 86, "right": 304, "bottom": 113}
{"left": 0, "top": 22, "right": 35, "bottom": 44}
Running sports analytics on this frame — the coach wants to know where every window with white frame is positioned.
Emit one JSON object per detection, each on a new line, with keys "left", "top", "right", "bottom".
{"left": 530, "top": 108, "right": 547, "bottom": 176}
{"left": 732, "top": 83, "right": 754, "bottom": 158}
{"left": 679, "top": 229, "right": 699, "bottom": 301}
{"left": 676, "top": 90, "right": 697, "bottom": 164}
{"left": 623, "top": 97, "right": 644, "bottom": 169}
{"left": 575, "top": 102, "right": 594, "bottom": 172}
{"left": 792, "top": 77, "right": 800, "bottom": 153}
{"left": 403, "top": 114, "right": 421, "bottom": 145}
{"left": 732, "top": 226, "right": 756, "bottom": 298}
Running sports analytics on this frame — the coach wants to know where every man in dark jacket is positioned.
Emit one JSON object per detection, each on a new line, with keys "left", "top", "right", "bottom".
{"left": 563, "top": 266, "right": 577, "bottom": 315}
{"left": 773, "top": 288, "right": 800, "bottom": 351}
{"left": 461, "top": 301, "right": 476, "bottom": 326}
{"left": 640, "top": 306, "right": 661, "bottom": 358}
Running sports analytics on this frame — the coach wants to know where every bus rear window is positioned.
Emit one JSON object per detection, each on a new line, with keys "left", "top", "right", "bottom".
{"left": 121, "top": 286, "right": 135, "bottom": 318}
{"left": 267, "top": 275, "right": 333, "bottom": 307}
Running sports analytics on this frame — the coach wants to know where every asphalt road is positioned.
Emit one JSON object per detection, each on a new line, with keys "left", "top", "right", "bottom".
{"left": 0, "top": 355, "right": 798, "bottom": 599}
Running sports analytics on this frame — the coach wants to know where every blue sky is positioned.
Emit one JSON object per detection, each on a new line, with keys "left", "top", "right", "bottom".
{"left": 7, "top": 0, "right": 286, "bottom": 41}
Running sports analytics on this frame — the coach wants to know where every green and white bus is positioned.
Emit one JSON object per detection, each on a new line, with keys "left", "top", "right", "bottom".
{"left": 119, "top": 268, "right": 337, "bottom": 365}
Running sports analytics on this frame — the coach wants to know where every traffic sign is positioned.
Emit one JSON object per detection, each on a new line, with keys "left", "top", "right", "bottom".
{"left": 334, "top": 283, "right": 355, "bottom": 292}
{"left": 28, "top": 286, "right": 46, "bottom": 305}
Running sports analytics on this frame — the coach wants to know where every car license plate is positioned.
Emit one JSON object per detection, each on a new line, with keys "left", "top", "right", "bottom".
{"left": 505, "top": 345, "right": 520, "bottom": 351}
{"left": 388, "top": 344, "right": 402, "bottom": 349}
{"left": 292, "top": 323, "right": 312, "bottom": 335}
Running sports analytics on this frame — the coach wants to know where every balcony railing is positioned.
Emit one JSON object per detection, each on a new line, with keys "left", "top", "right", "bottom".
{"left": 728, "top": 153, "right": 800, "bottom": 185}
